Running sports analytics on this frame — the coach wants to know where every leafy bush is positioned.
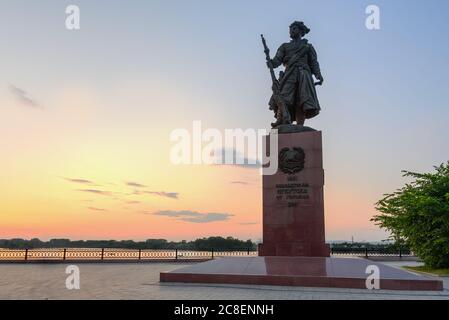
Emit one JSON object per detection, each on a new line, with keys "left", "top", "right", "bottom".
{"left": 372, "top": 162, "right": 449, "bottom": 268}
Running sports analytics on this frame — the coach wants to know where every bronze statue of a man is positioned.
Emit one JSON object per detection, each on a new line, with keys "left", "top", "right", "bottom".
{"left": 267, "top": 21, "right": 324, "bottom": 127}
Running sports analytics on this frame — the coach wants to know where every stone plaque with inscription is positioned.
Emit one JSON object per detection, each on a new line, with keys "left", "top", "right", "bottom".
{"left": 259, "top": 130, "right": 330, "bottom": 257}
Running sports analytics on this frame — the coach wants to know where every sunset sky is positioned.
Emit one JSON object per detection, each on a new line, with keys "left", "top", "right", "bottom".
{"left": 1, "top": 0, "right": 449, "bottom": 242}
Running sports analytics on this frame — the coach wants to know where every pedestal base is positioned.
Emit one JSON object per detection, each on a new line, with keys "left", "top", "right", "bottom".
{"left": 258, "top": 242, "right": 330, "bottom": 257}
{"left": 160, "top": 257, "right": 443, "bottom": 291}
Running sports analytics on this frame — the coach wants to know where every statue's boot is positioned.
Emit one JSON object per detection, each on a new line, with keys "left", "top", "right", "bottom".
{"left": 271, "top": 108, "right": 283, "bottom": 128}
{"left": 281, "top": 112, "right": 292, "bottom": 125}
{"left": 271, "top": 119, "right": 282, "bottom": 128}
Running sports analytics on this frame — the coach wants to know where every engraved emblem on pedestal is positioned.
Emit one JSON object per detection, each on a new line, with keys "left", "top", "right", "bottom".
{"left": 278, "top": 147, "right": 305, "bottom": 174}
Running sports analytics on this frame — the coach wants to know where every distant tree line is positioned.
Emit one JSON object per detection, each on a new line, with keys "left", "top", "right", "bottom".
{"left": 0, "top": 238, "right": 408, "bottom": 252}
{"left": 0, "top": 237, "right": 257, "bottom": 251}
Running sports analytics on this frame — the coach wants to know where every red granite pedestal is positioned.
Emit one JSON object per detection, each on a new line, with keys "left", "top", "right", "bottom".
{"left": 259, "top": 130, "right": 329, "bottom": 257}
{"left": 160, "top": 130, "right": 443, "bottom": 291}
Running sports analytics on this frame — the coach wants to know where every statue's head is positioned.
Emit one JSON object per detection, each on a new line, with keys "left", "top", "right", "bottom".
{"left": 289, "top": 21, "right": 310, "bottom": 39}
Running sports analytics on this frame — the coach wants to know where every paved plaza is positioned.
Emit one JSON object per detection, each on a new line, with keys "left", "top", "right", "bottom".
{"left": 0, "top": 260, "right": 448, "bottom": 300}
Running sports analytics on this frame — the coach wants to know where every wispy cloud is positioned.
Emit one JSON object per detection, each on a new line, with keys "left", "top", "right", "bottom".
{"left": 230, "top": 181, "right": 250, "bottom": 185}
{"left": 144, "top": 191, "right": 179, "bottom": 199}
{"left": 77, "top": 189, "right": 112, "bottom": 196}
{"left": 125, "top": 200, "right": 141, "bottom": 204}
{"left": 126, "top": 181, "right": 147, "bottom": 188}
{"left": 9, "top": 84, "right": 43, "bottom": 109}
{"left": 239, "top": 222, "right": 259, "bottom": 225}
{"left": 88, "top": 207, "right": 108, "bottom": 212}
{"left": 151, "top": 210, "right": 234, "bottom": 223}
{"left": 63, "top": 177, "right": 95, "bottom": 185}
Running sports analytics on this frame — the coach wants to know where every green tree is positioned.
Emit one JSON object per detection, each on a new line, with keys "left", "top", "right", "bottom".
{"left": 372, "top": 162, "right": 449, "bottom": 268}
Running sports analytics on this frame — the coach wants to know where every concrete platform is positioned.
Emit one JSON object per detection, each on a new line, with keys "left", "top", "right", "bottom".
{"left": 160, "top": 256, "right": 443, "bottom": 291}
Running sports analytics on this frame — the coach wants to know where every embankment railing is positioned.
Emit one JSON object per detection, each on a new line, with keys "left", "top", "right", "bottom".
{"left": 0, "top": 247, "right": 413, "bottom": 262}
{"left": 0, "top": 248, "right": 258, "bottom": 262}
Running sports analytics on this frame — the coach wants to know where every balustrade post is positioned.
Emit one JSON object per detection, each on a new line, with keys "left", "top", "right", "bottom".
{"left": 63, "top": 248, "right": 67, "bottom": 261}
{"left": 138, "top": 249, "right": 142, "bottom": 260}
{"left": 24, "top": 248, "right": 28, "bottom": 261}
{"left": 101, "top": 248, "right": 105, "bottom": 261}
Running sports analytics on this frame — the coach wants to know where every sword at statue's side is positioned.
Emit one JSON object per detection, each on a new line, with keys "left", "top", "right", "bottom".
{"left": 261, "top": 34, "right": 291, "bottom": 127}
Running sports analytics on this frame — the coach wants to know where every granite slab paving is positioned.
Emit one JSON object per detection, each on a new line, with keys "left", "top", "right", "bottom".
{"left": 161, "top": 257, "right": 444, "bottom": 291}
{"left": 0, "top": 262, "right": 448, "bottom": 300}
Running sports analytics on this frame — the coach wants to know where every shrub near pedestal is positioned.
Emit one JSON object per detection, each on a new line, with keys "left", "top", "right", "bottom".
{"left": 373, "top": 162, "right": 449, "bottom": 269}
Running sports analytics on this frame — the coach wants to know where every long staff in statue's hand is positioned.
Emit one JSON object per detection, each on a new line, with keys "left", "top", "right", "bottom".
{"left": 261, "top": 34, "right": 291, "bottom": 126}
